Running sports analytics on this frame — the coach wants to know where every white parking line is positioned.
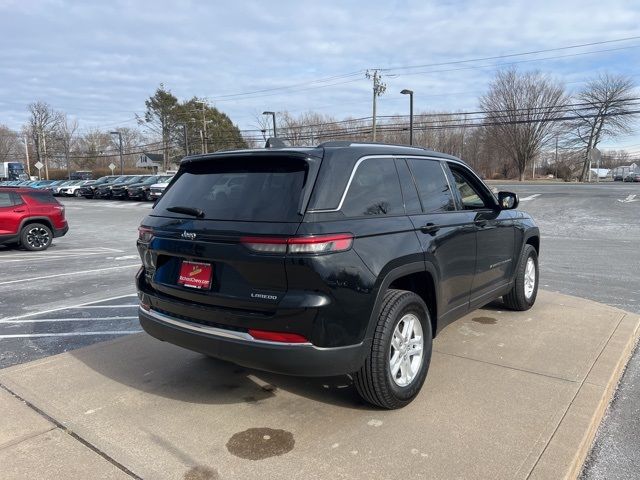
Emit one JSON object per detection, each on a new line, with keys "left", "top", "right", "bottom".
{"left": 0, "top": 331, "right": 142, "bottom": 339}
{"left": 74, "top": 305, "right": 138, "bottom": 309}
{"left": 519, "top": 194, "right": 541, "bottom": 201}
{"left": 0, "top": 264, "right": 140, "bottom": 286}
{"left": 2, "top": 316, "right": 139, "bottom": 324}
{"left": 0, "top": 293, "right": 138, "bottom": 322}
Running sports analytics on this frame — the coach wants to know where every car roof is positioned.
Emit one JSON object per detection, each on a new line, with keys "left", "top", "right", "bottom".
{"left": 179, "top": 141, "right": 463, "bottom": 165}
{"left": 0, "top": 186, "right": 52, "bottom": 193}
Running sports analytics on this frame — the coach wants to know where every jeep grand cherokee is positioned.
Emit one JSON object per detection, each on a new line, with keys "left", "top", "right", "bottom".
{"left": 136, "top": 142, "right": 540, "bottom": 409}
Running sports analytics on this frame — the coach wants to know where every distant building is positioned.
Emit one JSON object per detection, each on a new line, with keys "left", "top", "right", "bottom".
{"left": 611, "top": 163, "right": 638, "bottom": 178}
{"left": 589, "top": 168, "right": 610, "bottom": 179}
{"left": 136, "top": 153, "right": 163, "bottom": 172}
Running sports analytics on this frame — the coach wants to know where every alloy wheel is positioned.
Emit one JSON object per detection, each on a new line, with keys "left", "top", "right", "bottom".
{"left": 389, "top": 313, "right": 424, "bottom": 387}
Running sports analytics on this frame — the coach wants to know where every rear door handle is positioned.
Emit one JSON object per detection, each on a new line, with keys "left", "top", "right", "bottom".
{"left": 420, "top": 223, "right": 440, "bottom": 235}
{"left": 13, "top": 209, "right": 26, "bottom": 213}
{"left": 475, "top": 219, "right": 488, "bottom": 227}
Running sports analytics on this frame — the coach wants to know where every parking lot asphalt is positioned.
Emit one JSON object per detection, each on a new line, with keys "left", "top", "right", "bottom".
{"left": 0, "top": 183, "right": 638, "bottom": 478}
{"left": 493, "top": 182, "right": 640, "bottom": 480}
{"left": 0, "top": 199, "right": 150, "bottom": 368}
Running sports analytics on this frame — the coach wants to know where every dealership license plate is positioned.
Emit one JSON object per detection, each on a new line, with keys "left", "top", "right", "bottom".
{"left": 177, "top": 260, "right": 213, "bottom": 289}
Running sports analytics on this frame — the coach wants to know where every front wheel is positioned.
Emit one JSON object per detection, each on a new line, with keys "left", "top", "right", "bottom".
{"left": 20, "top": 223, "right": 53, "bottom": 251}
{"left": 503, "top": 244, "right": 538, "bottom": 311}
{"left": 353, "top": 289, "right": 432, "bottom": 409}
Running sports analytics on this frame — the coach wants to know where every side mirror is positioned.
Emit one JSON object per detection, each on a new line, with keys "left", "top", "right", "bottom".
{"left": 498, "top": 191, "right": 519, "bottom": 210}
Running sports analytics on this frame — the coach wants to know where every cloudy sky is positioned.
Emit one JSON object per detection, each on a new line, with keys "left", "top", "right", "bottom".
{"left": 1, "top": 0, "right": 639, "bottom": 149}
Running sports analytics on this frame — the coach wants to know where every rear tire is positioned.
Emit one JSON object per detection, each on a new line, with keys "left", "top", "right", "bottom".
{"left": 353, "top": 289, "right": 432, "bottom": 409}
{"left": 20, "top": 223, "right": 53, "bottom": 251}
{"left": 503, "top": 244, "right": 538, "bottom": 311}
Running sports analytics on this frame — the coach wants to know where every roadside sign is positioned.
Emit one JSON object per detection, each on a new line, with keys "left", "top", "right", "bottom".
{"left": 109, "top": 163, "right": 116, "bottom": 174}
{"left": 34, "top": 161, "right": 43, "bottom": 180}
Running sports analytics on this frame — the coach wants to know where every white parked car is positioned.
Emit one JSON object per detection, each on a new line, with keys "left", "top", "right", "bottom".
{"left": 148, "top": 181, "right": 171, "bottom": 200}
{"left": 60, "top": 180, "right": 94, "bottom": 197}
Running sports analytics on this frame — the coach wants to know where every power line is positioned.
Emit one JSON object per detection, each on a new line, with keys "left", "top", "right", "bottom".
{"left": 376, "top": 35, "right": 640, "bottom": 72}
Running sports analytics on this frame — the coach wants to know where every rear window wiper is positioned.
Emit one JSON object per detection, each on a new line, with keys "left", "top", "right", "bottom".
{"left": 166, "top": 206, "right": 205, "bottom": 218}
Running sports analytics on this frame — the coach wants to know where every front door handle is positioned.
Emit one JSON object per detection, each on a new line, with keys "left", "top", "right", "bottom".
{"left": 475, "top": 219, "right": 488, "bottom": 227}
{"left": 420, "top": 223, "right": 440, "bottom": 235}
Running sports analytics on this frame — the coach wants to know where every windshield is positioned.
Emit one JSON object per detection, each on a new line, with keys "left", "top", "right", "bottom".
{"left": 140, "top": 176, "right": 160, "bottom": 185}
{"left": 124, "top": 176, "right": 145, "bottom": 184}
{"left": 154, "top": 157, "right": 308, "bottom": 222}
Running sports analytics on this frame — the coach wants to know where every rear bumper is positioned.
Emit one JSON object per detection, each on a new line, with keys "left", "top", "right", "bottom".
{"left": 138, "top": 306, "right": 366, "bottom": 376}
{"left": 54, "top": 224, "right": 69, "bottom": 238}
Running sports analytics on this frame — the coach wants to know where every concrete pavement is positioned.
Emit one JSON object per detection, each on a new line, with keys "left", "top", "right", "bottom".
{"left": 1, "top": 290, "right": 638, "bottom": 480}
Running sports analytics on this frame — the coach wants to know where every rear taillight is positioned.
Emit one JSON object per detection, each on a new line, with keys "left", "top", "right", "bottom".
{"left": 240, "top": 236, "right": 288, "bottom": 254}
{"left": 138, "top": 226, "right": 154, "bottom": 243}
{"left": 240, "top": 234, "right": 353, "bottom": 255}
{"left": 248, "top": 329, "right": 309, "bottom": 344}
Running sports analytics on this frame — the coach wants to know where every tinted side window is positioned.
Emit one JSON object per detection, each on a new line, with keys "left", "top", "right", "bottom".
{"left": 25, "top": 191, "right": 57, "bottom": 204}
{"left": 450, "top": 167, "right": 488, "bottom": 210}
{"left": 407, "top": 159, "right": 455, "bottom": 213}
{"left": 341, "top": 158, "right": 403, "bottom": 217}
{"left": 0, "top": 193, "right": 12, "bottom": 207}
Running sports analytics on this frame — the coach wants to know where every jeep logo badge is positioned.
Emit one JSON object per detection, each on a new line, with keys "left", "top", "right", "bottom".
{"left": 181, "top": 231, "right": 196, "bottom": 240}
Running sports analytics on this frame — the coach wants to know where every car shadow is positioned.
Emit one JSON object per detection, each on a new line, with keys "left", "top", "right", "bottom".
{"left": 70, "top": 334, "right": 370, "bottom": 410}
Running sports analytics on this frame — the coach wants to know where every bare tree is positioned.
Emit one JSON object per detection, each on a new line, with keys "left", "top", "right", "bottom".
{"left": 480, "top": 68, "right": 568, "bottom": 180}
{"left": 26, "top": 101, "right": 62, "bottom": 179}
{"left": 56, "top": 115, "right": 78, "bottom": 178}
{"left": 0, "top": 125, "right": 22, "bottom": 163}
{"left": 75, "top": 129, "right": 112, "bottom": 171}
{"left": 571, "top": 74, "right": 638, "bottom": 181}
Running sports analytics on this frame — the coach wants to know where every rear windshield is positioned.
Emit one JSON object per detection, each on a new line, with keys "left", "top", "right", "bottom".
{"left": 155, "top": 157, "right": 308, "bottom": 222}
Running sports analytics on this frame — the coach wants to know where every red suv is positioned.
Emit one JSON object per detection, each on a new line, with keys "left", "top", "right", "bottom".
{"left": 0, "top": 187, "right": 68, "bottom": 251}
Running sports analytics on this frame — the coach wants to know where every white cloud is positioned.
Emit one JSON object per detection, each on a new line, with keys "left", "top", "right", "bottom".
{"left": 0, "top": 0, "right": 638, "bottom": 147}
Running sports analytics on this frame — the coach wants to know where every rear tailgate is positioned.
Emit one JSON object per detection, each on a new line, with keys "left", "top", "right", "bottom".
{"left": 139, "top": 152, "right": 320, "bottom": 312}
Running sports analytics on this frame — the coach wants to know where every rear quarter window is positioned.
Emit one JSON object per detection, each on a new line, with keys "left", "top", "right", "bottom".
{"left": 341, "top": 157, "right": 403, "bottom": 217}
{"left": 24, "top": 191, "right": 58, "bottom": 204}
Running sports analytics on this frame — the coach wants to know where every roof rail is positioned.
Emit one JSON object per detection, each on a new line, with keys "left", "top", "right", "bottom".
{"left": 316, "top": 141, "right": 354, "bottom": 148}
{"left": 317, "top": 140, "right": 429, "bottom": 150}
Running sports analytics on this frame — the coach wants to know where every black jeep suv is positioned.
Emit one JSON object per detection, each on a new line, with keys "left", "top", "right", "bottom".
{"left": 136, "top": 142, "right": 539, "bottom": 409}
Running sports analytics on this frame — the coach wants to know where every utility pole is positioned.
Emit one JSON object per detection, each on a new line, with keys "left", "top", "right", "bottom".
{"left": 554, "top": 136, "right": 558, "bottom": 179}
{"left": 196, "top": 101, "right": 208, "bottom": 153}
{"left": 366, "top": 70, "right": 386, "bottom": 141}
{"left": 42, "top": 133, "right": 49, "bottom": 180}
{"left": 110, "top": 131, "right": 124, "bottom": 175}
{"left": 24, "top": 135, "right": 31, "bottom": 177}
{"left": 532, "top": 157, "right": 535, "bottom": 180}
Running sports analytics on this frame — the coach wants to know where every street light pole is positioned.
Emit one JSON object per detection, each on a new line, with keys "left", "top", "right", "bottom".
{"left": 263, "top": 111, "right": 276, "bottom": 138}
{"left": 110, "top": 131, "right": 123, "bottom": 175}
{"left": 400, "top": 89, "right": 414, "bottom": 145}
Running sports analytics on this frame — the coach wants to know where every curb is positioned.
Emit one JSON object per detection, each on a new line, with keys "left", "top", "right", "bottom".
{"left": 529, "top": 313, "right": 640, "bottom": 479}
